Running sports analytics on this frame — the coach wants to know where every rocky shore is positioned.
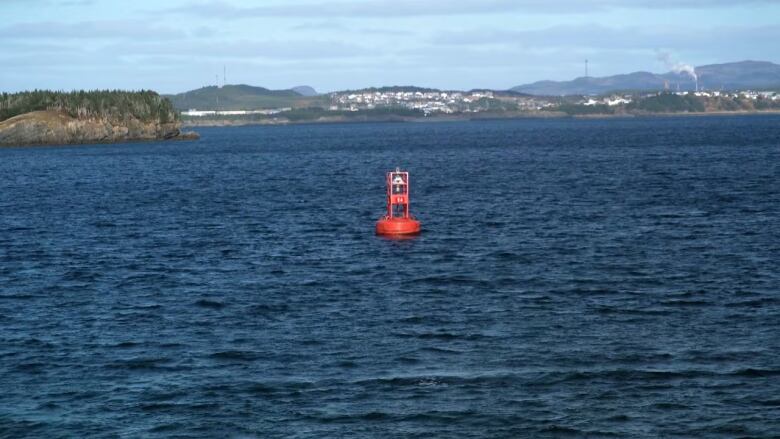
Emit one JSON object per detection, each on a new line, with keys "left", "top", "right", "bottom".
{"left": 0, "top": 111, "right": 199, "bottom": 147}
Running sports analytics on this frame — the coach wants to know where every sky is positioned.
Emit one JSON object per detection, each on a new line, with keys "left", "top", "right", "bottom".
{"left": 2, "top": 0, "right": 779, "bottom": 94}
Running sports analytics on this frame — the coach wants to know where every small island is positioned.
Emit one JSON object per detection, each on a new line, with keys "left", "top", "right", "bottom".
{"left": 0, "top": 90, "right": 198, "bottom": 147}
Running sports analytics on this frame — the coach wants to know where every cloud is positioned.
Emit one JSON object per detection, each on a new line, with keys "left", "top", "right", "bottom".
{"left": 98, "top": 39, "right": 371, "bottom": 60}
{"left": 289, "top": 21, "right": 414, "bottom": 37}
{"left": 359, "top": 28, "right": 413, "bottom": 36}
{"left": 3, "top": 0, "right": 780, "bottom": 93}
{"left": 290, "top": 21, "right": 349, "bottom": 31}
{"left": 190, "top": 26, "right": 217, "bottom": 38}
{"left": 0, "top": 41, "right": 78, "bottom": 55}
{"left": 0, "top": 20, "right": 187, "bottom": 40}
{"left": 57, "top": 0, "right": 95, "bottom": 5}
{"left": 165, "top": 0, "right": 780, "bottom": 18}
{"left": 431, "top": 24, "right": 780, "bottom": 53}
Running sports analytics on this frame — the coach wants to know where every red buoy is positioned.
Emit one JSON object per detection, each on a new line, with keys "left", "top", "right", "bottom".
{"left": 376, "top": 168, "right": 421, "bottom": 236}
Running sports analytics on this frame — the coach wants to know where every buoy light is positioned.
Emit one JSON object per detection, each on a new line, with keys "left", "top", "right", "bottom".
{"left": 376, "top": 168, "right": 421, "bottom": 236}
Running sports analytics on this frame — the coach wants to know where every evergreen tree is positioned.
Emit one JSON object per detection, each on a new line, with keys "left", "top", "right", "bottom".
{"left": 0, "top": 90, "right": 178, "bottom": 124}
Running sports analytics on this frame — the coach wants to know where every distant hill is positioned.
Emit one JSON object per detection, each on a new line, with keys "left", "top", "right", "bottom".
{"left": 694, "top": 61, "right": 780, "bottom": 90}
{"left": 512, "top": 61, "right": 780, "bottom": 96}
{"left": 165, "top": 84, "right": 323, "bottom": 110}
{"left": 291, "top": 85, "right": 318, "bottom": 96}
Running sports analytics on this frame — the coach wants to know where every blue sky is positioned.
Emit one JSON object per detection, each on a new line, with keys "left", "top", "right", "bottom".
{"left": 2, "top": 0, "right": 779, "bottom": 93}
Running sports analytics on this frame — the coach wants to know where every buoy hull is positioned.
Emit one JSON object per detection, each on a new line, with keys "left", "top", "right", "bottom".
{"left": 376, "top": 217, "right": 421, "bottom": 236}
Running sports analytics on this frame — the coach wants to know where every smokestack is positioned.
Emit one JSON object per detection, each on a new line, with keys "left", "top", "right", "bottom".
{"left": 657, "top": 51, "right": 697, "bottom": 92}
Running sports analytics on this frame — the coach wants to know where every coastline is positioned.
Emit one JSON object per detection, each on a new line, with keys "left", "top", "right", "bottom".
{"left": 181, "top": 111, "right": 564, "bottom": 127}
{"left": 182, "top": 109, "right": 780, "bottom": 128}
{"left": 4, "top": 108, "right": 778, "bottom": 147}
{"left": 0, "top": 110, "right": 199, "bottom": 148}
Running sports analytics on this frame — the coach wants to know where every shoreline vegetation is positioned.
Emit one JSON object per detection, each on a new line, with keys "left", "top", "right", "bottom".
{"left": 177, "top": 89, "right": 780, "bottom": 127}
{"left": 0, "top": 90, "right": 198, "bottom": 146}
{"left": 182, "top": 109, "right": 780, "bottom": 128}
{"left": 181, "top": 103, "right": 780, "bottom": 128}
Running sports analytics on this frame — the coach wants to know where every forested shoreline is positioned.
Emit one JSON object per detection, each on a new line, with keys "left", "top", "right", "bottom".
{"left": 0, "top": 90, "right": 178, "bottom": 124}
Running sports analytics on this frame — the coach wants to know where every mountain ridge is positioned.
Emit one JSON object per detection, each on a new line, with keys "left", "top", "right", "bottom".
{"left": 164, "top": 60, "right": 780, "bottom": 109}
{"left": 512, "top": 60, "right": 780, "bottom": 96}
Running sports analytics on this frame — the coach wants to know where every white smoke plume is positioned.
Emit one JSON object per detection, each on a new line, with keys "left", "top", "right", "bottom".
{"left": 657, "top": 51, "right": 697, "bottom": 81}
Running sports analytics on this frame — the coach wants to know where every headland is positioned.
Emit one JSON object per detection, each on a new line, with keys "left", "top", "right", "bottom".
{"left": 0, "top": 90, "right": 198, "bottom": 147}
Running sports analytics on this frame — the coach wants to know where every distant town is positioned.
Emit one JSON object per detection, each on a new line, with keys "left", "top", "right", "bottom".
{"left": 325, "top": 90, "right": 553, "bottom": 114}
{"left": 180, "top": 88, "right": 780, "bottom": 122}
{"left": 180, "top": 89, "right": 553, "bottom": 117}
{"left": 167, "top": 60, "right": 780, "bottom": 123}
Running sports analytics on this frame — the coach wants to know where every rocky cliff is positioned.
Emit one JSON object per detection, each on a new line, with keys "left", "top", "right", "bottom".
{"left": 0, "top": 111, "right": 198, "bottom": 147}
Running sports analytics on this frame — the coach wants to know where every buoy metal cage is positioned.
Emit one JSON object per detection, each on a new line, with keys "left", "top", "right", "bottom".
{"left": 376, "top": 168, "right": 421, "bottom": 236}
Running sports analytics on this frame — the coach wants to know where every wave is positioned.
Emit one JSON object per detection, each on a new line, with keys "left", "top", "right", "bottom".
{"left": 419, "top": 347, "right": 463, "bottom": 355}
{"left": 728, "top": 297, "right": 779, "bottom": 307}
{"left": 308, "top": 409, "right": 482, "bottom": 424}
{"left": 347, "top": 367, "right": 779, "bottom": 391}
{"left": 111, "top": 341, "right": 141, "bottom": 348}
{"left": 208, "top": 350, "right": 262, "bottom": 362}
{"left": 14, "top": 362, "right": 46, "bottom": 373}
{"left": 397, "top": 315, "right": 439, "bottom": 324}
{"left": 149, "top": 423, "right": 184, "bottom": 433}
{"left": 243, "top": 380, "right": 315, "bottom": 395}
{"left": 594, "top": 306, "right": 670, "bottom": 316}
{"left": 194, "top": 299, "right": 226, "bottom": 309}
{"left": 393, "top": 331, "right": 494, "bottom": 341}
{"left": 62, "top": 269, "right": 101, "bottom": 282}
{"left": 139, "top": 402, "right": 177, "bottom": 412}
{"left": 310, "top": 411, "right": 391, "bottom": 424}
{"left": 403, "top": 275, "right": 492, "bottom": 288}
{"left": 756, "top": 399, "right": 780, "bottom": 407}
{"left": 731, "top": 368, "right": 780, "bottom": 378}
{"left": 0, "top": 293, "right": 37, "bottom": 300}
{"left": 488, "top": 250, "right": 532, "bottom": 263}
{"left": 354, "top": 374, "right": 514, "bottom": 388}
{"left": 246, "top": 303, "right": 289, "bottom": 315}
{"left": 661, "top": 299, "right": 711, "bottom": 307}
{"left": 105, "top": 356, "right": 181, "bottom": 371}
{"left": 539, "top": 369, "right": 718, "bottom": 384}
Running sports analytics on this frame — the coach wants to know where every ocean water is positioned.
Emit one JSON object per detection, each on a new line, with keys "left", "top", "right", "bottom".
{"left": 1, "top": 116, "right": 779, "bottom": 438}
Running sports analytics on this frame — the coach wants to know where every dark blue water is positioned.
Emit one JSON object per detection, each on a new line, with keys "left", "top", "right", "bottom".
{"left": 1, "top": 116, "right": 779, "bottom": 438}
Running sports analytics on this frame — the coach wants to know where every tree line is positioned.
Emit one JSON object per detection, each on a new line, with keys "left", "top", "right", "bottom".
{"left": 0, "top": 90, "right": 178, "bottom": 124}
